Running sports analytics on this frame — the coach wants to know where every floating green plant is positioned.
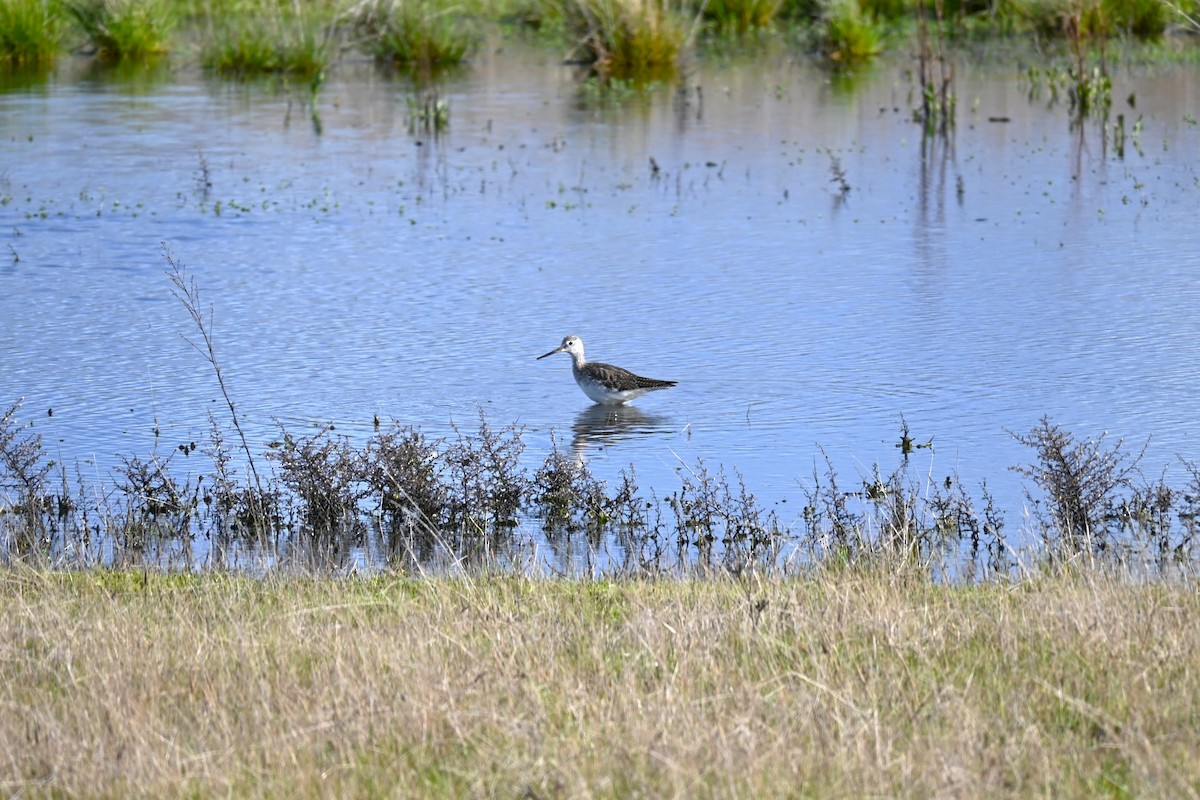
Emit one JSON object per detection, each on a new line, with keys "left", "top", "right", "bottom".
{"left": 63, "top": 0, "right": 174, "bottom": 60}
{"left": 0, "top": 0, "right": 63, "bottom": 64}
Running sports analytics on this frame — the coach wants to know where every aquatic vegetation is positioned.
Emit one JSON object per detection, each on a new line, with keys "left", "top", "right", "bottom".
{"left": 702, "top": 0, "right": 782, "bottom": 31}
{"left": 816, "top": 0, "right": 883, "bottom": 64}
{"left": 365, "top": 422, "right": 449, "bottom": 530}
{"left": 826, "top": 149, "right": 851, "bottom": 196}
{"left": 914, "top": 0, "right": 955, "bottom": 134}
{"left": 1021, "top": 0, "right": 1173, "bottom": 37}
{"left": 270, "top": 426, "right": 366, "bottom": 533}
{"left": 443, "top": 412, "right": 530, "bottom": 530}
{"left": 0, "top": 0, "right": 63, "bottom": 64}
{"left": 405, "top": 86, "right": 451, "bottom": 132}
{"left": 1010, "top": 417, "right": 1144, "bottom": 559}
{"left": 8, "top": 377, "right": 1200, "bottom": 577}
{"left": 0, "top": 399, "right": 54, "bottom": 549}
{"left": 561, "top": 0, "right": 697, "bottom": 78}
{"left": 164, "top": 249, "right": 274, "bottom": 533}
{"left": 3, "top": 0, "right": 1188, "bottom": 80}
{"left": 858, "top": 0, "right": 907, "bottom": 22}
{"left": 63, "top": 0, "right": 174, "bottom": 60}
{"left": 350, "top": 0, "right": 476, "bottom": 69}
{"left": 200, "top": 5, "right": 333, "bottom": 78}
{"left": 531, "top": 437, "right": 608, "bottom": 531}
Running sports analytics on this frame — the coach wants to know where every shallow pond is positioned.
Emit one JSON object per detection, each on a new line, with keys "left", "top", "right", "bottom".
{"left": 3, "top": 37, "right": 1200, "bottom": 569}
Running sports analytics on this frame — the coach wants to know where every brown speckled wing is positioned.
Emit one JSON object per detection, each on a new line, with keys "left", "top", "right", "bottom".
{"left": 582, "top": 362, "right": 676, "bottom": 392}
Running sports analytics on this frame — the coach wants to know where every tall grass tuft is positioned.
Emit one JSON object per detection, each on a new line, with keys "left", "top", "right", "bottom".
{"left": 0, "top": 0, "right": 63, "bottom": 64}
{"left": 703, "top": 0, "right": 783, "bottom": 31}
{"left": 351, "top": 0, "right": 476, "bottom": 70}
{"left": 563, "top": 0, "right": 695, "bottom": 79}
{"left": 201, "top": 5, "right": 333, "bottom": 79}
{"left": 1021, "top": 0, "right": 1170, "bottom": 37}
{"left": 63, "top": 0, "right": 173, "bottom": 60}
{"left": 816, "top": 0, "right": 883, "bottom": 65}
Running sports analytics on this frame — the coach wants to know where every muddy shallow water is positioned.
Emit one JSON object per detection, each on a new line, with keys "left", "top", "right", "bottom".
{"left": 3, "top": 37, "right": 1200, "bottom": 567}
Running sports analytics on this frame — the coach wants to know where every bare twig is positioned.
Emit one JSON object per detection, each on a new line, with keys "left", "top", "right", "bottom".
{"left": 162, "top": 244, "right": 266, "bottom": 510}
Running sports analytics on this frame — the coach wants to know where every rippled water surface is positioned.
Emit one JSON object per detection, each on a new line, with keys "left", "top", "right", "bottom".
{"left": 3, "top": 41, "right": 1200, "bottom": 556}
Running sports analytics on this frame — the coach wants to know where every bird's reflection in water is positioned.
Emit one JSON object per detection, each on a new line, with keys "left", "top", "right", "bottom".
{"left": 571, "top": 404, "right": 672, "bottom": 463}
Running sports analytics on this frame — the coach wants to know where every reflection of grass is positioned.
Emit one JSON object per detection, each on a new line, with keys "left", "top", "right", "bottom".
{"left": 0, "top": 0, "right": 62, "bottom": 64}
{"left": 63, "top": 0, "right": 173, "bottom": 60}
{"left": 406, "top": 88, "right": 451, "bottom": 132}
{"left": 4, "top": 567, "right": 1200, "bottom": 796}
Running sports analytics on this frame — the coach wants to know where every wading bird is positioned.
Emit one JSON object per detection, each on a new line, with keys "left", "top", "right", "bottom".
{"left": 537, "top": 335, "right": 677, "bottom": 405}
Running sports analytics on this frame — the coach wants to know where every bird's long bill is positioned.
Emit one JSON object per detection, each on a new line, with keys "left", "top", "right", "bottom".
{"left": 536, "top": 345, "right": 564, "bottom": 360}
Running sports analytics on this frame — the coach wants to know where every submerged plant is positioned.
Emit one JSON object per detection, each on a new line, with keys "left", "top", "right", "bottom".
{"left": 63, "top": 0, "right": 173, "bottom": 60}
{"left": 914, "top": 0, "right": 955, "bottom": 135}
{"left": 0, "top": 0, "right": 63, "bottom": 65}
{"left": 406, "top": 87, "right": 450, "bottom": 133}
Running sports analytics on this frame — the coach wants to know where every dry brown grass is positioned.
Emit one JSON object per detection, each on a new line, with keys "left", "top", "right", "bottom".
{"left": 1, "top": 567, "right": 1199, "bottom": 798}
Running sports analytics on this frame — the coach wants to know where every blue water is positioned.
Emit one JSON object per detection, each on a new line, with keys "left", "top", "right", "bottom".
{"left": 3, "top": 42, "right": 1200, "bottom": 566}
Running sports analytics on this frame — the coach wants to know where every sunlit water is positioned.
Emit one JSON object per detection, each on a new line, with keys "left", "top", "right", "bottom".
{"left": 3, "top": 39, "right": 1200, "bottom": 569}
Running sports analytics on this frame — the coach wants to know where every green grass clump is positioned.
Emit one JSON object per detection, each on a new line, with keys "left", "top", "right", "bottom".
{"left": 563, "top": 0, "right": 694, "bottom": 78}
{"left": 1097, "top": 0, "right": 1169, "bottom": 37}
{"left": 201, "top": 7, "right": 333, "bottom": 78}
{"left": 3, "top": 568, "right": 1200, "bottom": 797}
{"left": 817, "top": 0, "right": 883, "bottom": 64}
{"left": 858, "top": 0, "right": 906, "bottom": 22}
{"left": 0, "top": 0, "right": 63, "bottom": 64}
{"left": 63, "top": 0, "right": 173, "bottom": 59}
{"left": 702, "top": 0, "right": 782, "bottom": 31}
{"left": 352, "top": 0, "right": 476, "bottom": 69}
{"left": 1019, "top": 0, "right": 1171, "bottom": 38}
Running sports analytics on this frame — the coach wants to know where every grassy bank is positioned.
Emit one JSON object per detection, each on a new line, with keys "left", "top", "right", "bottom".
{"left": 2, "top": 0, "right": 1197, "bottom": 79}
{"left": 1, "top": 566, "right": 1198, "bottom": 796}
